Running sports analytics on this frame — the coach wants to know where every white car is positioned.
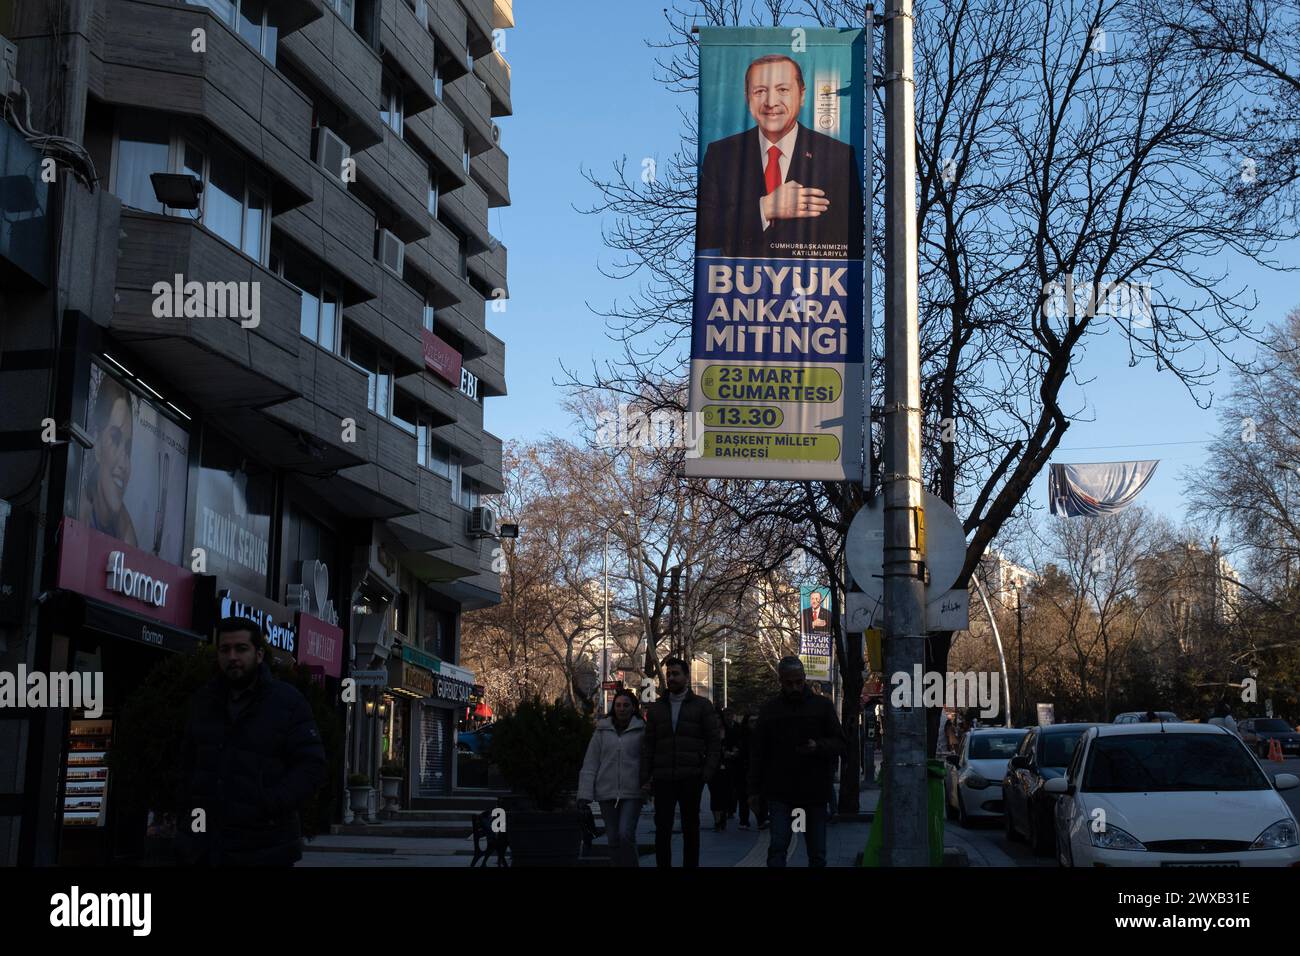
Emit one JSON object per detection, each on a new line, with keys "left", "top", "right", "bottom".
{"left": 945, "top": 728, "right": 1028, "bottom": 827}
{"left": 1049, "top": 723, "right": 1300, "bottom": 867}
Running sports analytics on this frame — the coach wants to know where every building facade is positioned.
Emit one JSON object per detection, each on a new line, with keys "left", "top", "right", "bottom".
{"left": 0, "top": 0, "right": 512, "bottom": 864}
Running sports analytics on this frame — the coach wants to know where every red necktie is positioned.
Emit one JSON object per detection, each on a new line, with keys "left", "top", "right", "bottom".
{"left": 764, "top": 145, "right": 782, "bottom": 194}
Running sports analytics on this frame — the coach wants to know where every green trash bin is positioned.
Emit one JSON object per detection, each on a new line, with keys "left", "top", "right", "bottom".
{"left": 860, "top": 759, "right": 946, "bottom": 867}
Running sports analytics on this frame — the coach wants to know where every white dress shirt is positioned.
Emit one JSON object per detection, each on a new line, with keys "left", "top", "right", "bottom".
{"left": 758, "top": 124, "right": 800, "bottom": 231}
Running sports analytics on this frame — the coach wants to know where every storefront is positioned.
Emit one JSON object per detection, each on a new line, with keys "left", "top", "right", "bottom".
{"left": 44, "top": 518, "right": 202, "bottom": 865}
{"left": 385, "top": 645, "right": 475, "bottom": 803}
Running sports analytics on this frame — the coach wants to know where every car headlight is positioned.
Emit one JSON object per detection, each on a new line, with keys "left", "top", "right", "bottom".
{"left": 1089, "top": 824, "right": 1146, "bottom": 851}
{"left": 958, "top": 770, "right": 990, "bottom": 790}
{"left": 1250, "top": 819, "right": 1300, "bottom": 850}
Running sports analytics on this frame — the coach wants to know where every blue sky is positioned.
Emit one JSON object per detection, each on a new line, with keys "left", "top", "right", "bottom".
{"left": 485, "top": 2, "right": 1300, "bottom": 527}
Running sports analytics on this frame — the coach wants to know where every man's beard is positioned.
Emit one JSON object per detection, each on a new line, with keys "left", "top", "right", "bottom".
{"left": 224, "top": 663, "right": 258, "bottom": 690}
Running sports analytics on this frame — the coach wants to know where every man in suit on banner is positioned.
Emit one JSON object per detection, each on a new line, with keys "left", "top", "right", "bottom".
{"left": 801, "top": 588, "right": 831, "bottom": 637}
{"left": 697, "top": 54, "right": 863, "bottom": 259}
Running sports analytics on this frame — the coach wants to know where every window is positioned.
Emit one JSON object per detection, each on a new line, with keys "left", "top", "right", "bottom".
{"left": 392, "top": 392, "right": 419, "bottom": 437}
{"left": 186, "top": 0, "right": 277, "bottom": 64}
{"left": 427, "top": 174, "right": 439, "bottom": 217}
{"left": 460, "top": 475, "right": 479, "bottom": 510}
{"left": 422, "top": 433, "right": 451, "bottom": 478}
{"left": 113, "top": 113, "right": 170, "bottom": 214}
{"left": 111, "top": 113, "right": 271, "bottom": 265}
{"left": 448, "top": 449, "right": 462, "bottom": 502}
{"left": 462, "top": 131, "right": 471, "bottom": 174}
{"left": 328, "top": 0, "right": 355, "bottom": 27}
{"left": 381, "top": 73, "right": 404, "bottom": 135}
{"left": 277, "top": 247, "right": 342, "bottom": 352}
{"left": 422, "top": 297, "right": 436, "bottom": 332}
{"left": 344, "top": 329, "right": 394, "bottom": 418}
{"left": 433, "top": 52, "right": 444, "bottom": 101}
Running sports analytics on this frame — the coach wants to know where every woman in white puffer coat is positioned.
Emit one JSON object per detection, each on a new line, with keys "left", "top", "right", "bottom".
{"left": 578, "top": 689, "right": 645, "bottom": 866}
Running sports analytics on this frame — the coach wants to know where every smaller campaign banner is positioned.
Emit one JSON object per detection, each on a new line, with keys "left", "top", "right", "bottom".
{"left": 799, "top": 584, "right": 833, "bottom": 681}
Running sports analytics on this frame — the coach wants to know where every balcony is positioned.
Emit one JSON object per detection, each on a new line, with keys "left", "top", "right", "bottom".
{"left": 0, "top": 119, "right": 50, "bottom": 287}
{"left": 272, "top": 164, "right": 381, "bottom": 300}
{"left": 313, "top": 412, "right": 420, "bottom": 517}
{"left": 462, "top": 0, "right": 496, "bottom": 55}
{"left": 429, "top": 0, "right": 470, "bottom": 79}
{"left": 472, "top": 143, "right": 509, "bottom": 207}
{"left": 466, "top": 431, "right": 503, "bottom": 493}
{"left": 467, "top": 238, "right": 506, "bottom": 296}
{"left": 387, "top": 466, "right": 455, "bottom": 554}
{"left": 404, "top": 110, "right": 468, "bottom": 189}
{"left": 474, "top": 49, "right": 511, "bottom": 117}
{"left": 354, "top": 123, "right": 433, "bottom": 242}
{"left": 279, "top": 5, "right": 386, "bottom": 150}
{"left": 463, "top": 331, "right": 505, "bottom": 396}
{"left": 111, "top": 210, "right": 304, "bottom": 409}
{"left": 341, "top": 270, "right": 424, "bottom": 375}
{"left": 493, "top": 0, "right": 515, "bottom": 30}
{"left": 440, "top": 176, "right": 492, "bottom": 249}
{"left": 90, "top": 0, "right": 315, "bottom": 206}
{"left": 444, "top": 71, "right": 495, "bottom": 155}
{"left": 427, "top": 297, "right": 486, "bottom": 358}
{"left": 395, "top": 371, "right": 459, "bottom": 426}
{"left": 380, "top": 0, "right": 439, "bottom": 117}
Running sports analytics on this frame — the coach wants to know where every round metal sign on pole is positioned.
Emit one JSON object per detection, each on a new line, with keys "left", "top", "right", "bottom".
{"left": 845, "top": 490, "right": 967, "bottom": 606}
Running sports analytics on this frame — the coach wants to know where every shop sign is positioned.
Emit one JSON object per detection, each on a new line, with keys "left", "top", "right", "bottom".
{"left": 399, "top": 662, "right": 435, "bottom": 698}
{"left": 219, "top": 586, "right": 296, "bottom": 654}
{"left": 57, "top": 518, "right": 194, "bottom": 628}
{"left": 296, "top": 611, "right": 343, "bottom": 679}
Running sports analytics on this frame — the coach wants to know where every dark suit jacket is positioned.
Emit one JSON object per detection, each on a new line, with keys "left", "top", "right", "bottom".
{"left": 696, "top": 123, "right": 863, "bottom": 259}
{"left": 802, "top": 606, "right": 831, "bottom": 636}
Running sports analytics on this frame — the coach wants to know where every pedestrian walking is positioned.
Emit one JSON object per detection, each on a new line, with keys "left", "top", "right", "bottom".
{"left": 708, "top": 705, "right": 736, "bottom": 831}
{"left": 577, "top": 688, "right": 645, "bottom": 867}
{"left": 727, "top": 710, "right": 751, "bottom": 829}
{"left": 640, "top": 657, "right": 721, "bottom": 868}
{"left": 748, "top": 656, "right": 846, "bottom": 867}
{"left": 175, "top": 617, "right": 326, "bottom": 866}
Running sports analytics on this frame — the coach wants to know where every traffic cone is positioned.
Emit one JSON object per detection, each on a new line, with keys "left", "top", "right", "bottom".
{"left": 1268, "top": 738, "right": 1284, "bottom": 762}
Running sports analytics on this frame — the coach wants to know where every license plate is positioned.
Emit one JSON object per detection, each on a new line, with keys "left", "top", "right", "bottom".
{"left": 1160, "top": 862, "right": 1239, "bottom": 867}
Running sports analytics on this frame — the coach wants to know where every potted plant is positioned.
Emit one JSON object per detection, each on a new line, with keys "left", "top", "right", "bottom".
{"left": 347, "top": 773, "right": 372, "bottom": 816}
{"left": 379, "top": 760, "right": 404, "bottom": 813}
{"left": 488, "top": 698, "right": 593, "bottom": 866}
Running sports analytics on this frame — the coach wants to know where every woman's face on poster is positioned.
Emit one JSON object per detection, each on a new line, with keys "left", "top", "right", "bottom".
{"left": 96, "top": 394, "right": 133, "bottom": 515}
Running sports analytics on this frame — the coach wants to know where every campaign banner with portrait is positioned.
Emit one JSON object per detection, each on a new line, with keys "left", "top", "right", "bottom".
{"left": 799, "top": 584, "right": 833, "bottom": 681}
{"left": 79, "top": 361, "right": 190, "bottom": 566}
{"left": 687, "top": 27, "right": 866, "bottom": 481}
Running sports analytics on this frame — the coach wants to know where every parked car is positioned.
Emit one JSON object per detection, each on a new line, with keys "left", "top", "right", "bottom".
{"left": 1003, "top": 723, "right": 1095, "bottom": 855}
{"left": 457, "top": 722, "right": 495, "bottom": 754}
{"left": 1239, "top": 718, "right": 1300, "bottom": 759}
{"left": 945, "top": 728, "right": 1028, "bottom": 827}
{"left": 1113, "top": 711, "right": 1179, "bottom": 724}
{"left": 1050, "top": 723, "right": 1300, "bottom": 867}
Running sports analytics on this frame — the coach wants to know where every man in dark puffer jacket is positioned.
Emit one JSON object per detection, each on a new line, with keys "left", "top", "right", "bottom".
{"left": 175, "top": 616, "right": 326, "bottom": 866}
{"left": 639, "top": 656, "right": 721, "bottom": 867}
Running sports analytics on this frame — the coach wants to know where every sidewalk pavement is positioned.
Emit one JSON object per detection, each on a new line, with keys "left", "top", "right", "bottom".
{"left": 299, "top": 784, "right": 901, "bottom": 868}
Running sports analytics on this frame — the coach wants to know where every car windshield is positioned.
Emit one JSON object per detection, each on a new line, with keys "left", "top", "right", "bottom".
{"left": 1038, "top": 731, "right": 1083, "bottom": 769}
{"left": 1254, "top": 719, "right": 1292, "bottom": 733}
{"left": 1083, "top": 733, "right": 1270, "bottom": 792}
{"left": 969, "top": 733, "right": 1025, "bottom": 759}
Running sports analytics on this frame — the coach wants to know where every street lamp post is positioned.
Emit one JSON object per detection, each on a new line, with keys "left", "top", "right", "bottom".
{"left": 1275, "top": 462, "right": 1298, "bottom": 592}
{"left": 602, "top": 529, "right": 610, "bottom": 717}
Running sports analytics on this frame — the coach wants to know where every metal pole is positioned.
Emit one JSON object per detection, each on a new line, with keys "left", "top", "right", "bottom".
{"left": 1016, "top": 585, "right": 1024, "bottom": 726}
{"left": 723, "top": 638, "right": 729, "bottom": 708}
{"left": 972, "top": 576, "right": 1013, "bottom": 728}
{"left": 603, "top": 530, "right": 610, "bottom": 717}
{"left": 881, "top": 0, "right": 929, "bottom": 866}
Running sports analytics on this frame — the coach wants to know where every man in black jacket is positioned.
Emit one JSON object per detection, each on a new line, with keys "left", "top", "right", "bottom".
{"left": 640, "top": 657, "right": 721, "bottom": 867}
{"left": 175, "top": 616, "right": 326, "bottom": 866}
{"left": 696, "top": 54, "right": 863, "bottom": 260}
{"left": 748, "top": 656, "right": 846, "bottom": 867}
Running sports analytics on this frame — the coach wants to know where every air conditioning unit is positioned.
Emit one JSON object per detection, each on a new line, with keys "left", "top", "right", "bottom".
{"left": 376, "top": 227, "right": 404, "bottom": 278}
{"left": 312, "top": 125, "right": 351, "bottom": 183}
{"left": 468, "top": 505, "right": 497, "bottom": 538}
{"left": 413, "top": 0, "right": 428, "bottom": 28}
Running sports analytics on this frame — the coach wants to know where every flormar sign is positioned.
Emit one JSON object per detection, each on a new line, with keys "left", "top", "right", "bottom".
{"left": 105, "top": 550, "right": 170, "bottom": 608}
{"left": 56, "top": 518, "right": 195, "bottom": 628}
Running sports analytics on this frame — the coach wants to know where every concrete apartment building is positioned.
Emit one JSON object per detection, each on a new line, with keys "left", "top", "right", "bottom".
{"left": 0, "top": 0, "right": 512, "bottom": 864}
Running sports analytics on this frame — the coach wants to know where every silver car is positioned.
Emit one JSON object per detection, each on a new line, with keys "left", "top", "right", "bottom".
{"left": 945, "top": 728, "right": 1028, "bottom": 827}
